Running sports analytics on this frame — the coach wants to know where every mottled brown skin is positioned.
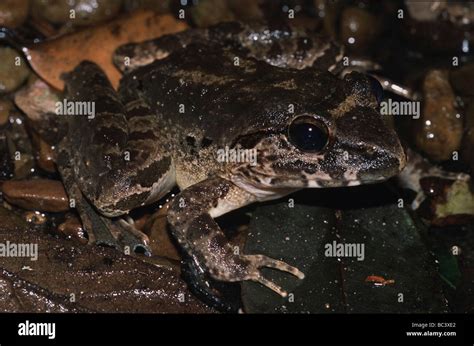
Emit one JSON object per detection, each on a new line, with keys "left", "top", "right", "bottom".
{"left": 58, "top": 23, "right": 406, "bottom": 297}
{"left": 114, "top": 21, "right": 343, "bottom": 74}
{"left": 59, "top": 62, "right": 170, "bottom": 249}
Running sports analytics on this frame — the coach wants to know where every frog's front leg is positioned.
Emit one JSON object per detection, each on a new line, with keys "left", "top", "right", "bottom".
{"left": 168, "top": 176, "right": 304, "bottom": 297}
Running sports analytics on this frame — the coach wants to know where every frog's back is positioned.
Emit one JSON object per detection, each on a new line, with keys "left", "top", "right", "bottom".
{"left": 118, "top": 44, "right": 345, "bottom": 148}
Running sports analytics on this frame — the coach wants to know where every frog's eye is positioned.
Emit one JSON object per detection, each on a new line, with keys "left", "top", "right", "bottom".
{"left": 288, "top": 116, "right": 329, "bottom": 153}
{"left": 368, "top": 75, "right": 383, "bottom": 104}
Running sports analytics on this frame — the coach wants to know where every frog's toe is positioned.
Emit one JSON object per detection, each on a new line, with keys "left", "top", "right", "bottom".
{"left": 242, "top": 254, "right": 304, "bottom": 297}
{"left": 244, "top": 254, "right": 305, "bottom": 279}
{"left": 130, "top": 242, "right": 152, "bottom": 256}
{"left": 253, "top": 275, "right": 288, "bottom": 297}
{"left": 85, "top": 217, "right": 122, "bottom": 250}
{"left": 93, "top": 235, "right": 121, "bottom": 249}
{"left": 115, "top": 218, "right": 152, "bottom": 256}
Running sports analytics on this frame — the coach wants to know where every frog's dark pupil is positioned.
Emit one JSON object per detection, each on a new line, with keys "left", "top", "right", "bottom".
{"left": 288, "top": 118, "right": 328, "bottom": 152}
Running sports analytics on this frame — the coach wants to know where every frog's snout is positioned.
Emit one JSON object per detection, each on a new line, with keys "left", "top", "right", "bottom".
{"left": 334, "top": 104, "right": 407, "bottom": 182}
{"left": 357, "top": 137, "right": 407, "bottom": 182}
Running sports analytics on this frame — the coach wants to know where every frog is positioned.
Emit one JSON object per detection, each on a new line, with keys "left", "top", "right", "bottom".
{"left": 57, "top": 21, "right": 406, "bottom": 302}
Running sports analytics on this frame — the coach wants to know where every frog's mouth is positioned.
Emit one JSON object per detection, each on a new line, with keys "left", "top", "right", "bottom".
{"left": 230, "top": 141, "right": 406, "bottom": 191}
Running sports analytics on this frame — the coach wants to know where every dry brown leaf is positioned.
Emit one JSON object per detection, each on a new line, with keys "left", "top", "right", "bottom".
{"left": 23, "top": 10, "right": 189, "bottom": 90}
{"left": 0, "top": 207, "right": 214, "bottom": 313}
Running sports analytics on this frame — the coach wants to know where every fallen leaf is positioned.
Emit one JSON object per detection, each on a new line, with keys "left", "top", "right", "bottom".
{"left": 22, "top": 10, "right": 188, "bottom": 90}
{"left": 0, "top": 207, "right": 214, "bottom": 313}
{"left": 242, "top": 185, "right": 449, "bottom": 313}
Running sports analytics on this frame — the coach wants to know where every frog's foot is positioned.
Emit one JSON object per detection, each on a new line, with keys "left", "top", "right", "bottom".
{"left": 76, "top": 200, "right": 151, "bottom": 254}
{"left": 80, "top": 205, "right": 151, "bottom": 255}
{"left": 64, "top": 190, "right": 151, "bottom": 255}
{"left": 211, "top": 254, "right": 304, "bottom": 298}
{"left": 57, "top": 138, "right": 151, "bottom": 255}
{"left": 86, "top": 218, "right": 151, "bottom": 256}
{"left": 244, "top": 255, "right": 305, "bottom": 296}
{"left": 112, "top": 218, "right": 151, "bottom": 256}
{"left": 182, "top": 255, "right": 241, "bottom": 313}
{"left": 168, "top": 176, "right": 304, "bottom": 298}
{"left": 62, "top": 190, "right": 151, "bottom": 254}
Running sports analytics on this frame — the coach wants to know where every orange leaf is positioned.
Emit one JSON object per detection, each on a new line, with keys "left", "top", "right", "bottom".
{"left": 23, "top": 10, "right": 188, "bottom": 90}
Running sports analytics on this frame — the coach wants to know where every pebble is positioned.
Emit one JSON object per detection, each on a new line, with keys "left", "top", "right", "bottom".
{"left": 0, "top": 0, "right": 29, "bottom": 28}
{"left": 0, "top": 47, "right": 30, "bottom": 94}
{"left": 0, "top": 99, "right": 12, "bottom": 126}
{"left": 57, "top": 215, "right": 88, "bottom": 244}
{"left": 32, "top": 0, "right": 122, "bottom": 27}
{"left": 37, "top": 136, "right": 56, "bottom": 173}
{"left": 14, "top": 76, "right": 63, "bottom": 146}
{"left": 30, "top": 131, "right": 56, "bottom": 173}
{"left": 414, "top": 69, "right": 463, "bottom": 162}
{"left": 123, "top": 0, "right": 170, "bottom": 13}
{"left": 7, "top": 114, "right": 35, "bottom": 179}
{"left": 2, "top": 179, "right": 69, "bottom": 212}
{"left": 339, "top": 6, "right": 381, "bottom": 53}
{"left": 190, "top": 0, "right": 236, "bottom": 28}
